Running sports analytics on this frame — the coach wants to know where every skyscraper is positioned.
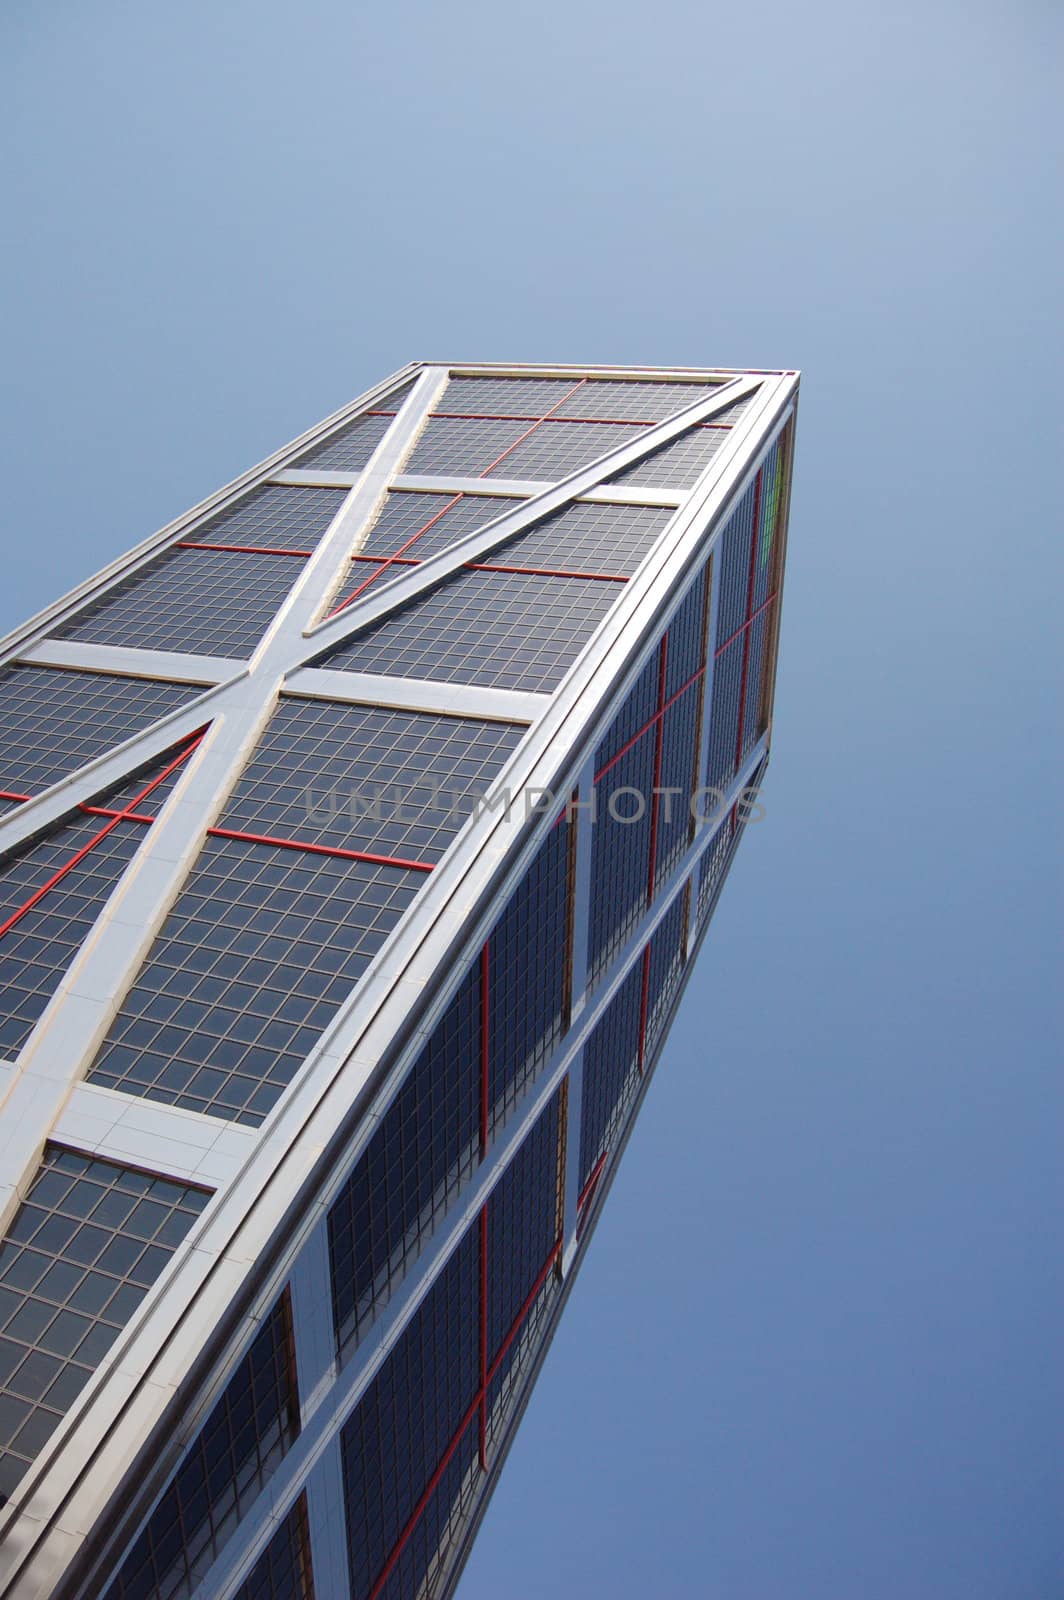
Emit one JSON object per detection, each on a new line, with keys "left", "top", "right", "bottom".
{"left": 0, "top": 361, "right": 798, "bottom": 1599}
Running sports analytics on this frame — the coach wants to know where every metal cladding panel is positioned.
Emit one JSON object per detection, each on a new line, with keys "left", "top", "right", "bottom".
{"left": 55, "top": 548, "right": 306, "bottom": 658}
{"left": 0, "top": 667, "right": 196, "bottom": 801}
{"left": 232, "top": 1498, "right": 314, "bottom": 1600}
{"left": 88, "top": 839, "right": 421, "bottom": 1125}
{"left": 328, "top": 964, "right": 481, "bottom": 1358}
{"left": 319, "top": 568, "right": 622, "bottom": 694}
{"left": 340, "top": 1229, "right": 479, "bottom": 1600}
{"left": 102, "top": 1292, "right": 299, "bottom": 1600}
{"left": 219, "top": 698, "right": 524, "bottom": 866}
{"left": 0, "top": 1150, "right": 209, "bottom": 1505}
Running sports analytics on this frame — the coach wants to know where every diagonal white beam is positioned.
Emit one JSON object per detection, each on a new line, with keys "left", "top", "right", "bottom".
{"left": 300, "top": 378, "right": 761, "bottom": 660}
{"left": 0, "top": 365, "right": 426, "bottom": 673}
{"left": 0, "top": 369, "right": 449, "bottom": 1210}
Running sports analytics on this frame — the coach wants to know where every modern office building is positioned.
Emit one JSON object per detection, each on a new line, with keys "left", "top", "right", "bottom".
{"left": 0, "top": 361, "right": 797, "bottom": 1599}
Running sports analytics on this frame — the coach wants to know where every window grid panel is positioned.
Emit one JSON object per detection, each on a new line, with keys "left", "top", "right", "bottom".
{"left": 752, "top": 440, "right": 782, "bottom": 615}
{"left": 645, "top": 896, "right": 687, "bottom": 1058}
{"left": 654, "top": 689, "right": 703, "bottom": 888}
{"left": 88, "top": 839, "right": 421, "bottom": 1126}
{"left": 594, "top": 655, "right": 661, "bottom": 776}
{"left": 697, "top": 816, "right": 739, "bottom": 925}
{"left": 0, "top": 815, "right": 144, "bottom": 1058}
{"left": 0, "top": 667, "right": 196, "bottom": 801}
{"left": 340, "top": 1230, "right": 479, "bottom": 1600}
{"left": 0, "top": 1148, "right": 209, "bottom": 1506}
{"left": 403, "top": 418, "right": 533, "bottom": 478}
{"left": 220, "top": 700, "right": 523, "bottom": 866}
{"left": 291, "top": 385, "right": 416, "bottom": 471}
{"left": 320, "top": 570, "right": 622, "bottom": 695}
{"left": 587, "top": 734, "right": 656, "bottom": 989}
{"left": 578, "top": 961, "right": 644, "bottom": 1187}
{"left": 328, "top": 964, "right": 481, "bottom": 1359}
{"left": 232, "top": 1497, "right": 314, "bottom": 1600}
{"left": 483, "top": 1262, "right": 558, "bottom": 1460}
{"left": 357, "top": 492, "right": 523, "bottom": 561}
{"left": 103, "top": 1291, "right": 299, "bottom": 1600}
{"left": 489, "top": 500, "right": 672, "bottom": 578}
{"left": 484, "top": 419, "right": 648, "bottom": 480}
{"left": 178, "top": 485, "right": 347, "bottom": 553}
{"left": 375, "top": 1437, "right": 480, "bottom": 1600}
{"left": 56, "top": 549, "right": 307, "bottom": 659}
{"left": 608, "top": 422, "right": 730, "bottom": 489}
{"left": 486, "top": 1092, "right": 561, "bottom": 1357}
{"left": 552, "top": 379, "right": 720, "bottom": 422}
{"left": 715, "top": 478, "right": 759, "bottom": 647}
{"left": 487, "top": 820, "right": 571, "bottom": 1139}
{"left": 433, "top": 377, "right": 580, "bottom": 418}
{"left": 705, "top": 635, "right": 744, "bottom": 799}
{"left": 739, "top": 612, "right": 770, "bottom": 762}
{"left": 665, "top": 569, "right": 710, "bottom": 699}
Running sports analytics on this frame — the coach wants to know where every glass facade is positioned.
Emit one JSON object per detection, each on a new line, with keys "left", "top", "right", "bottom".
{"left": 104, "top": 1291, "right": 300, "bottom": 1600}
{"left": 0, "top": 1150, "right": 209, "bottom": 1504}
{"left": 0, "top": 364, "right": 795, "bottom": 1600}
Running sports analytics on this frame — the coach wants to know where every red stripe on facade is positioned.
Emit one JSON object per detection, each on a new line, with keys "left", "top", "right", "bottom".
{"left": 484, "top": 1238, "right": 563, "bottom": 1385}
{"left": 0, "top": 733, "right": 204, "bottom": 944}
{"left": 577, "top": 1150, "right": 608, "bottom": 1212}
{"left": 331, "top": 491, "right": 467, "bottom": 613}
{"left": 0, "top": 788, "right": 158, "bottom": 826}
{"left": 429, "top": 411, "right": 734, "bottom": 431}
{"left": 174, "top": 542, "right": 314, "bottom": 558}
{"left": 464, "top": 562, "right": 628, "bottom": 583}
{"left": 593, "top": 662, "right": 707, "bottom": 785}
{"left": 714, "top": 590, "right": 778, "bottom": 658}
{"left": 367, "top": 1232, "right": 563, "bottom": 1600}
{"left": 475, "top": 379, "right": 589, "bottom": 478}
{"left": 205, "top": 826, "right": 434, "bottom": 874}
{"left": 348, "top": 552, "right": 421, "bottom": 567}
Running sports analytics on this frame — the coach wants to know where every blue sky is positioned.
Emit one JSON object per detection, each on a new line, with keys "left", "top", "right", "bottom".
{"left": 2, "top": 3, "right": 1061, "bottom": 1595}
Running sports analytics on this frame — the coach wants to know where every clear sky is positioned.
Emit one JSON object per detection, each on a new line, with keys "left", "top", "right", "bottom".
{"left": 2, "top": 3, "right": 1061, "bottom": 1596}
